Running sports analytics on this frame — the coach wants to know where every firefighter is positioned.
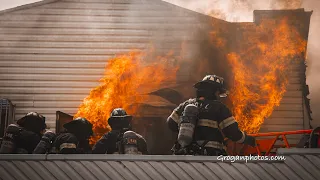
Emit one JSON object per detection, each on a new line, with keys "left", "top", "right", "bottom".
{"left": 53, "top": 117, "right": 93, "bottom": 154}
{"left": 92, "top": 108, "right": 148, "bottom": 154}
{"left": 0, "top": 112, "right": 46, "bottom": 154}
{"left": 167, "top": 75, "right": 256, "bottom": 156}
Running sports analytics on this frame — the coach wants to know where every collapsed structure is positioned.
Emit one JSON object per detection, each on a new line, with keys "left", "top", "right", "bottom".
{"left": 0, "top": 0, "right": 313, "bottom": 154}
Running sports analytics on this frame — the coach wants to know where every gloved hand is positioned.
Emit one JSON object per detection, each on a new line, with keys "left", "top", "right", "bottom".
{"left": 244, "top": 135, "right": 256, "bottom": 147}
{"left": 42, "top": 131, "right": 56, "bottom": 143}
{"left": 33, "top": 131, "right": 56, "bottom": 154}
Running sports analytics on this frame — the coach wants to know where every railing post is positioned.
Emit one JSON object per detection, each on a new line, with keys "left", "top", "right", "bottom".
{"left": 282, "top": 134, "right": 290, "bottom": 148}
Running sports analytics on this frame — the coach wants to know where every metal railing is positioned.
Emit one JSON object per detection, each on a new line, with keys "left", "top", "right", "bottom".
{"left": 226, "top": 129, "right": 316, "bottom": 156}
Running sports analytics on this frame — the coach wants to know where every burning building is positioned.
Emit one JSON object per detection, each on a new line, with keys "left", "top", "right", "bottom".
{"left": 0, "top": 0, "right": 313, "bottom": 154}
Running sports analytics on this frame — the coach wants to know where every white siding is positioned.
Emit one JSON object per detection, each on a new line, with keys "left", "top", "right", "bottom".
{"left": 0, "top": 0, "right": 205, "bottom": 133}
{"left": 0, "top": 0, "right": 311, "bottom": 141}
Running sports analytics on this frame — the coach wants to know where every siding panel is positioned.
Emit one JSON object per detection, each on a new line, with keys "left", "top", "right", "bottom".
{"left": 0, "top": 41, "right": 150, "bottom": 49}
{"left": 0, "top": 21, "right": 202, "bottom": 30}
{"left": 0, "top": 15, "right": 199, "bottom": 23}
{"left": 11, "top": 8, "right": 192, "bottom": 17}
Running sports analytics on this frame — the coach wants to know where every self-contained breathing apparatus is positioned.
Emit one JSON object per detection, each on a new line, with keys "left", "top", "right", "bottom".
{"left": 0, "top": 124, "right": 21, "bottom": 153}
{"left": 114, "top": 130, "right": 141, "bottom": 154}
{"left": 171, "top": 104, "right": 209, "bottom": 155}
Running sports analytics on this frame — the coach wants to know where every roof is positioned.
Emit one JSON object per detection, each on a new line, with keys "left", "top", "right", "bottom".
{"left": 1, "top": 148, "right": 320, "bottom": 180}
{"left": 0, "top": 0, "right": 216, "bottom": 22}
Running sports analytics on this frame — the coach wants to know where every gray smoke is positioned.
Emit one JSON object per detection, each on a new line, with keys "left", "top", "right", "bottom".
{"left": 302, "top": 0, "right": 320, "bottom": 127}
{"left": 163, "top": 0, "right": 303, "bottom": 22}
{"left": 164, "top": 0, "right": 320, "bottom": 127}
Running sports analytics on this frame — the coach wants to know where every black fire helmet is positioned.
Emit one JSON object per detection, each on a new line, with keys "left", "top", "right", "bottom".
{"left": 108, "top": 108, "right": 133, "bottom": 130}
{"left": 193, "top": 75, "right": 228, "bottom": 96}
{"left": 63, "top": 117, "right": 93, "bottom": 137}
{"left": 17, "top": 112, "right": 46, "bottom": 133}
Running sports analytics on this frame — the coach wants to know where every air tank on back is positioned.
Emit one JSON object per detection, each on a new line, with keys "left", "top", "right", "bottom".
{"left": 123, "top": 131, "right": 139, "bottom": 154}
{"left": 0, "top": 124, "right": 20, "bottom": 154}
{"left": 177, "top": 104, "right": 199, "bottom": 147}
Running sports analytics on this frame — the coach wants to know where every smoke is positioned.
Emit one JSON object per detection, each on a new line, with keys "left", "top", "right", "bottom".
{"left": 164, "top": 0, "right": 320, "bottom": 126}
{"left": 302, "top": 0, "right": 320, "bottom": 127}
{"left": 163, "top": 0, "right": 302, "bottom": 22}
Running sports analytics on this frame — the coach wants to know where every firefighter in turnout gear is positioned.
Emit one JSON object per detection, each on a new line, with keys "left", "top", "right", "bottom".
{"left": 92, "top": 108, "right": 148, "bottom": 154}
{"left": 0, "top": 112, "right": 46, "bottom": 154}
{"left": 167, "top": 75, "right": 256, "bottom": 156}
{"left": 53, "top": 117, "right": 93, "bottom": 154}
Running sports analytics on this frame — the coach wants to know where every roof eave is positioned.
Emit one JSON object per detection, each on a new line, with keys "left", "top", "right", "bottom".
{"left": 0, "top": 154, "right": 285, "bottom": 163}
{"left": 0, "top": 0, "right": 61, "bottom": 15}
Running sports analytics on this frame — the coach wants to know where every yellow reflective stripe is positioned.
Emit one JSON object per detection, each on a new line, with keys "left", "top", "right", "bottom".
{"left": 219, "top": 116, "right": 236, "bottom": 129}
{"left": 169, "top": 111, "right": 180, "bottom": 123}
{"left": 197, "top": 119, "right": 218, "bottom": 128}
{"left": 59, "top": 143, "right": 76, "bottom": 151}
{"left": 197, "top": 140, "right": 225, "bottom": 149}
{"left": 237, "top": 131, "right": 246, "bottom": 143}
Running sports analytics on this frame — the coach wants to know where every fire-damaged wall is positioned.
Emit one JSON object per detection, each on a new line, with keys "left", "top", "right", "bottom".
{"left": 0, "top": 0, "right": 312, "bottom": 154}
{"left": 247, "top": 9, "right": 312, "bottom": 134}
{"left": 0, "top": 0, "right": 210, "bottom": 129}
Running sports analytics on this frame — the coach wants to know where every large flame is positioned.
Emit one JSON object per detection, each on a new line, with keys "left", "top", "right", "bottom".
{"left": 74, "top": 50, "right": 179, "bottom": 143}
{"left": 227, "top": 17, "right": 307, "bottom": 133}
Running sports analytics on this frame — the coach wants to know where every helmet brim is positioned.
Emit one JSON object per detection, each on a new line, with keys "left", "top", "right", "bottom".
{"left": 63, "top": 120, "right": 81, "bottom": 129}
{"left": 108, "top": 114, "right": 132, "bottom": 119}
{"left": 193, "top": 81, "right": 227, "bottom": 94}
{"left": 194, "top": 80, "right": 215, "bottom": 88}
{"left": 108, "top": 115, "right": 132, "bottom": 129}
{"left": 63, "top": 120, "right": 93, "bottom": 136}
{"left": 17, "top": 115, "right": 44, "bottom": 127}
{"left": 16, "top": 116, "right": 27, "bottom": 126}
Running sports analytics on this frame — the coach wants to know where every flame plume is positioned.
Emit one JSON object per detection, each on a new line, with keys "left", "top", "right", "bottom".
{"left": 227, "top": 18, "right": 307, "bottom": 133}
{"left": 74, "top": 51, "right": 179, "bottom": 143}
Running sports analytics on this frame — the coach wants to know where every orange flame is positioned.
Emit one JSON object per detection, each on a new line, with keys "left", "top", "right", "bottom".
{"left": 227, "top": 17, "right": 307, "bottom": 133}
{"left": 74, "top": 50, "right": 179, "bottom": 143}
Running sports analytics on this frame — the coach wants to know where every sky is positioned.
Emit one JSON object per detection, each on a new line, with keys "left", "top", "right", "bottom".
{"left": 0, "top": 0, "right": 319, "bottom": 126}
{"left": 0, "top": 0, "right": 41, "bottom": 11}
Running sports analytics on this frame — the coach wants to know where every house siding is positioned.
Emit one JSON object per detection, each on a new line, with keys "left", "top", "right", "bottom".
{"left": 0, "top": 0, "right": 312, "bottom": 146}
{"left": 0, "top": 0, "right": 206, "bottom": 131}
